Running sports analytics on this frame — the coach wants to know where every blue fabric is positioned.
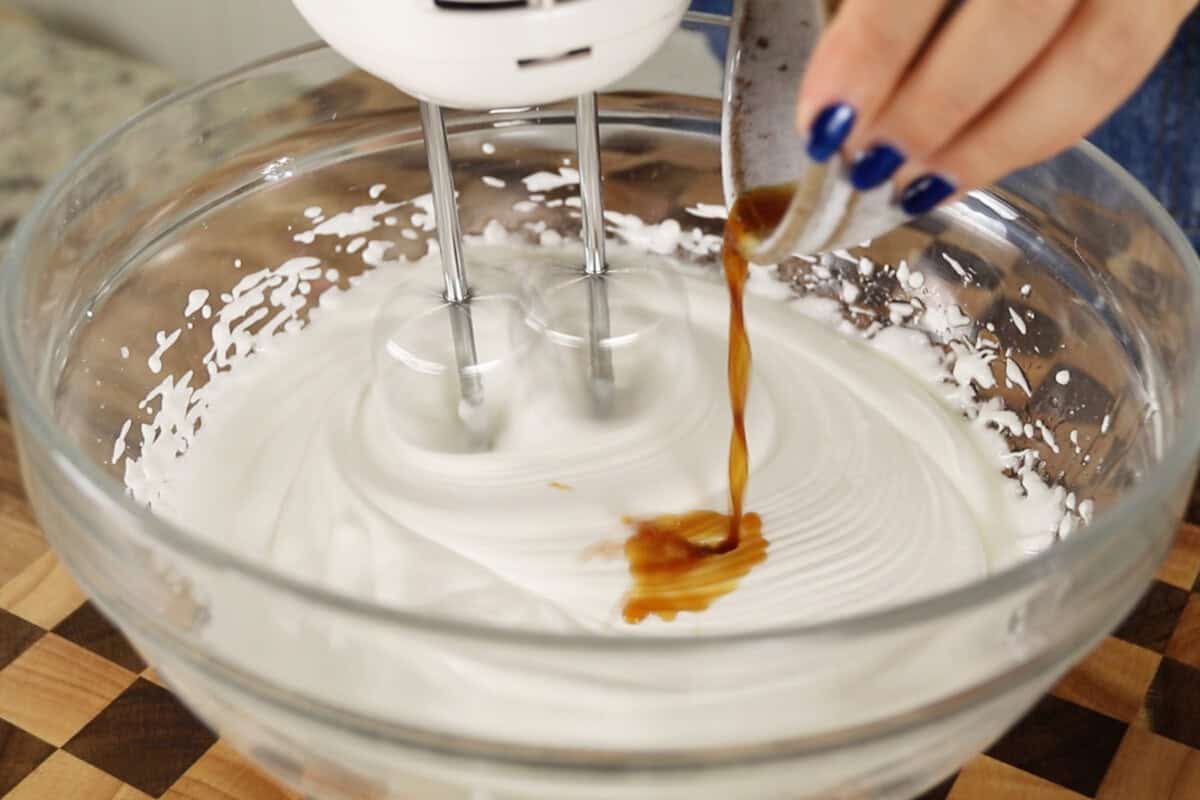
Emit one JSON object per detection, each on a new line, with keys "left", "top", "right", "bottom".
{"left": 689, "top": 0, "right": 733, "bottom": 15}
{"left": 689, "top": 0, "right": 732, "bottom": 56}
{"left": 1089, "top": 8, "right": 1200, "bottom": 254}
{"left": 689, "top": 1, "right": 1200, "bottom": 253}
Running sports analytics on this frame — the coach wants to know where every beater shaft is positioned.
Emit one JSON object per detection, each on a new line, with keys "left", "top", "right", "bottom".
{"left": 575, "top": 93, "right": 615, "bottom": 416}
{"left": 577, "top": 93, "right": 607, "bottom": 278}
{"left": 421, "top": 100, "right": 470, "bottom": 302}
{"left": 419, "top": 100, "right": 487, "bottom": 438}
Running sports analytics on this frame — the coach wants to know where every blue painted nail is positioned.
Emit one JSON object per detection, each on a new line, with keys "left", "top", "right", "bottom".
{"left": 806, "top": 103, "right": 856, "bottom": 162}
{"left": 900, "top": 173, "right": 956, "bottom": 215}
{"left": 849, "top": 144, "right": 906, "bottom": 191}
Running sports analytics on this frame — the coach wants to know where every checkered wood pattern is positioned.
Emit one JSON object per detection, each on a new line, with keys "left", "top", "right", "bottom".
{"left": 915, "top": 523, "right": 1200, "bottom": 800}
{"left": 0, "top": 381, "right": 294, "bottom": 800}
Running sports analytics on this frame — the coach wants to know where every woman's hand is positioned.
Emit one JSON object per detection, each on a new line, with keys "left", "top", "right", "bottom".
{"left": 795, "top": 0, "right": 1199, "bottom": 214}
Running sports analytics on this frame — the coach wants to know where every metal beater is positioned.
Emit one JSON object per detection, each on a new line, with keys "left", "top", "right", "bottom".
{"left": 295, "top": 0, "right": 916, "bottom": 444}
{"left": 417, "top": 92, "right": 615, "bottom": 432}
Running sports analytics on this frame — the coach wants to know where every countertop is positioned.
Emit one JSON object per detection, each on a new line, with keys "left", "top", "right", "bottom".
{"left": 2, "top": 7, "right": 1200, "bottom": 800}
{"left": 0, "top": 5, "right": 174, "bottom": 261}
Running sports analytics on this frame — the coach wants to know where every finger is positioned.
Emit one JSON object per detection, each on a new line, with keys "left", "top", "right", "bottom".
{"left": 845, "top": 0, "right": 1079, "bottom": 190}
{"left": 905, "top": 0, "right": 1194, "bottom": 214}
{"left": 794, "top": 0, "right": 947, "bottom": 162}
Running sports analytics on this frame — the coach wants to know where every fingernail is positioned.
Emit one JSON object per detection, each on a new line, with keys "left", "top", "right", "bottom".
{"left": 899, "top": 173, "right": 956, "bottom": 215}
{"left": 849, "top": 144, "right": 906, "bottom": 191}
{"left": 806, "top": 102, "right": 856, "bottom": 162}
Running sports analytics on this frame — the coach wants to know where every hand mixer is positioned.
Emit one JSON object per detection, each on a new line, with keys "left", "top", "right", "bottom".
{"left": 291, "top": 0, "right": 911, "bottom": 445}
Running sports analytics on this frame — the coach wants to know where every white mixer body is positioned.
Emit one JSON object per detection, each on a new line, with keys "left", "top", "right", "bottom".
{"left": 291, "top": 0, "right": 690, "bottom": 109}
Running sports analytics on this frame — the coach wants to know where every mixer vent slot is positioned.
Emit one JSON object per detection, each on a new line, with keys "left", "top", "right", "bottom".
{"left": 434, "top": 1, "right": 523, "bottom": 9}
{"left": 517, "top": 46, "right": 592, "bottom": 68}
{"left": 434, "top": 0, "right": 566, "bottom": 9}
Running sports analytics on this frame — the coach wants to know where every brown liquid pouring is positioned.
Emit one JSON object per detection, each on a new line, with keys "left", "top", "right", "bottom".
{"left": 622, "top": 187, "right": 793, "bottom": 624}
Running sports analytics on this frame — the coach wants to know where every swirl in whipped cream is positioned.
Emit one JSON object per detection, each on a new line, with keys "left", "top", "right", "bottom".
{"left": 122, "top": 236, "right": 1066, "bottom": 634}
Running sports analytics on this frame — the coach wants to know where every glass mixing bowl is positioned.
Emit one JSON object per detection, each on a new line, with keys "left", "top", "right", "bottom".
{"left": 4, "top": 13, "right": 1200, "bottom": 800}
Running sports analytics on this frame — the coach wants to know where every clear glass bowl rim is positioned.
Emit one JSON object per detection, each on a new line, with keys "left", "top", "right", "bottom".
{"left": 3, "top": 17, "right": 1200, "bottom": 656}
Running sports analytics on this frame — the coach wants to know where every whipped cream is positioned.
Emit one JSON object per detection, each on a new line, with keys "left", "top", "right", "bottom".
{"left": 122, "top": 228, "right": 1068, "bottom": 633}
